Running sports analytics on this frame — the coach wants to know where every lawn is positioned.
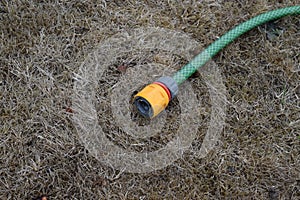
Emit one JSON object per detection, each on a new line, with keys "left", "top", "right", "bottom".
{"left": 0, "top": 0, "right": 299, "bottom": 199}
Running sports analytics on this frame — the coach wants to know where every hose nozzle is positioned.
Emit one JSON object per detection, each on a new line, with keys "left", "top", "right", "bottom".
{"left": 133, "top": 76, "right": 178, "bottom": 118}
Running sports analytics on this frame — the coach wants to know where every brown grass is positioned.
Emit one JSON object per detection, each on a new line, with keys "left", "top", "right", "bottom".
{"left": 0, "top": 0, "right": 299, "bottom": 199}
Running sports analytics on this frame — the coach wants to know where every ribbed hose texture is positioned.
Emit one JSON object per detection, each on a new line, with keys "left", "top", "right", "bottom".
{"left": 173, "top": 5, "right": 300, "bottom": 85}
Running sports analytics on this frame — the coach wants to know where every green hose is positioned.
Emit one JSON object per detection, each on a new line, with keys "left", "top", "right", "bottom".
{"left": 173, "top": 5, "right": 300, "bottom": 85}
{"left": 134, "top": 5, "right": 300, "bottom": 118}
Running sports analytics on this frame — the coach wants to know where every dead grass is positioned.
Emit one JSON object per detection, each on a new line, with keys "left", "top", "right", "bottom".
{"left": 0, "top": 0, "right": 299, "bottom": 199}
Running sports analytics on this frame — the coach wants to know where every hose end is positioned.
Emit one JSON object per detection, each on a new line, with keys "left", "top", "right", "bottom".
{"left": 133, "top": 76, "right": 178, "bottom": 118}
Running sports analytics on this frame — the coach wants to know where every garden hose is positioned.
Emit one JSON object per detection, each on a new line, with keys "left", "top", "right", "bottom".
{"left": 134, "top": 5, "right": 300, "bottom": 118}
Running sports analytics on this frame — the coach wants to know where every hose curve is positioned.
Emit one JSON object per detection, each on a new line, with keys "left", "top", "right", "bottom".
{"left": 173, "top": 5, "right": 300, "bottom": 85}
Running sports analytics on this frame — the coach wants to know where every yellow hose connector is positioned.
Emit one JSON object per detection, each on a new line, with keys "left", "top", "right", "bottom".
{"left": 134, "top": 76, "right": 178, "bottom": 118}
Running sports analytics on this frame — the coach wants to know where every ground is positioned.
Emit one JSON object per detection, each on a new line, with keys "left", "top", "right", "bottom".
{"left": 0, "top": 0, "right": 299, "bottom": 199}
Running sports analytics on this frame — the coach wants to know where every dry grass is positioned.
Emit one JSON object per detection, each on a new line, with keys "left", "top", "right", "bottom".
{"left": 0, "top": 0, "right": 299, "bottom": 199}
